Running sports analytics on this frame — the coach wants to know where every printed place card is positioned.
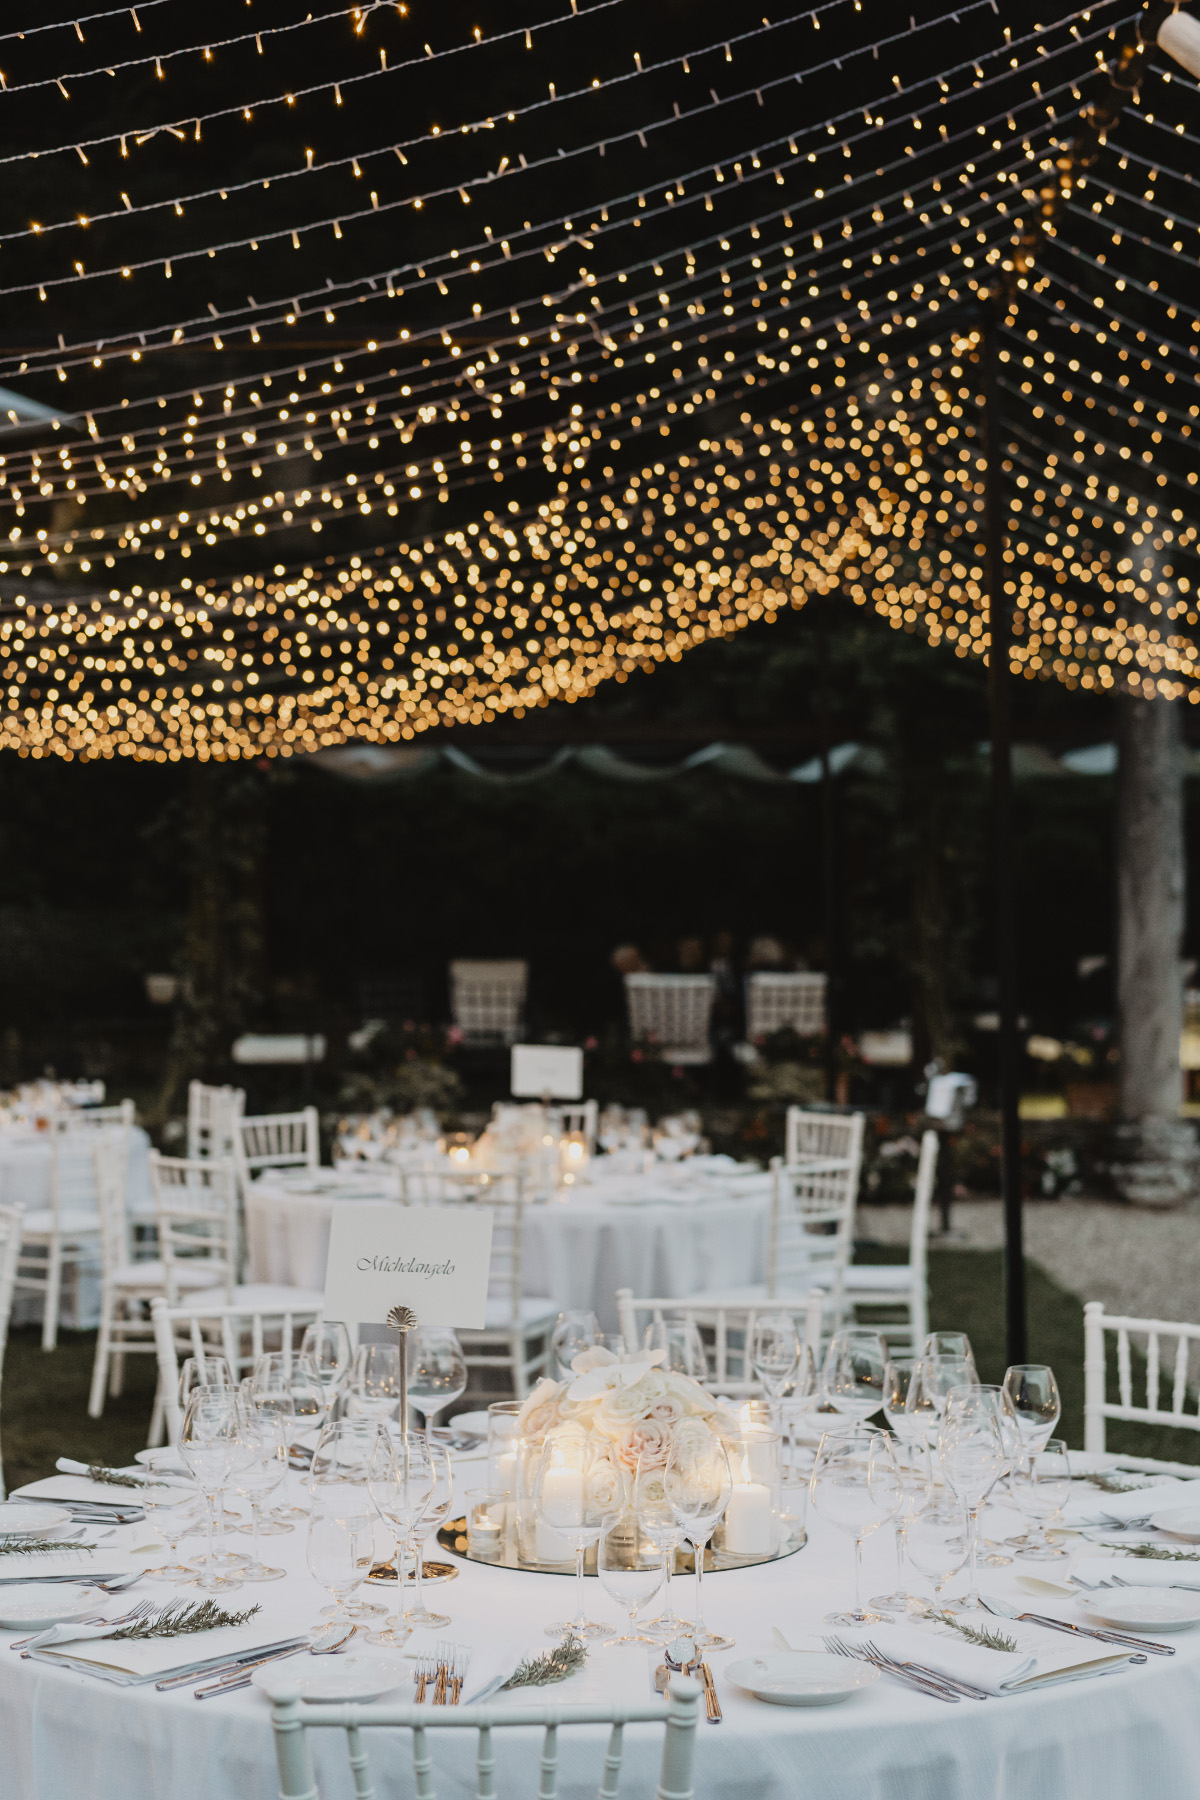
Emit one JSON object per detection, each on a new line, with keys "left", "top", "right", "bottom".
{"left": 510, "top": 1043, "right": 584, "bottom": 1100}
{"left": 323, "top": 1203, "right": 494, "bottom": 1328}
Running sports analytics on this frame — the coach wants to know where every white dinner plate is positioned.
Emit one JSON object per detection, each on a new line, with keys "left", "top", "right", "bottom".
{"left": 724, "top": 1652, "right": 880, "bottom": 1707}
{"left": 0, "top": 1585, "right": 98, "bottom": 1630}
{"left": 1150, "top": 1509, "right": 1200, "bottom": 1543}
{"left": 448, "top": 1411, "right": 491, "bottom": 1439}
{"left": 0, "top": 1503, "right": 73, "bottom": 1537}
{"left": 252, "top": 1652, "right": 413, "bottom": 1703}
{"left": 1080, "top": 1587, "right": 1200, "bottom": 1632}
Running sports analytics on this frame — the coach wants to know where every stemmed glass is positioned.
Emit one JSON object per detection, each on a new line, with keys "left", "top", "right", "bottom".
{"left": 1011, "top": 1439, "right": 1071, "bottom": 1559}
{"left": 751, "top": 1313, "right": 801, "bottom": 1439}
{"left": 406, "top": 1329, "right": 468, "bottom": 1435}
{"left": 366, "top": 1428, "right": 434, "bottom": 1648}
{"left": 937, "top": 1388, "right": 1006, "bottom": 1609}
{"left": 869, "top": 1436, "right": 932, "bottom": 1612}
{"left": 302, "top": 1321, "right": 354, "bottom": 1412}
{"left": 923, "top": 1332, "right": 977, "bottom": 1370}
{"left": 231, "top": 1408, "right": 289, "bottom": 1580}
{"left": 633, "top": 1454, "right": 693, "bottom": 1640}
{"left": 405, "top": 1439, "right": 455, "bottom": 1631}
{"left": 664, "top": 1428, "right": 733, "bottom": 1652}
{"left": 534, "top": 1428, "right": 623, "bottom": 1640}
{"left": 822, "top": 1329, "right": 888, "bottom": 1422}
{"left": 972, "top": 1384, "right": 1022, "bottom": 1566}
{"left": 905, "top": 1494, "right": 970, "bottom": 1612}
{"left": 598, "top": 1515, "right": 666, "bottom": 1645}
{"left": 642, "top": 1316, "right": 707, "bottom": 1380}
{"left": 309, "top": 1419, "right": 388, "bottom": 1618}
{"left": 550, "top": 1310, "right": 601, "bottom": 1380}
{"left": 306, "top": 1498, "right": 376, "bottom": 1634}
{"left": 179, "top": 1353, "right": 234, "bottom": 1404}
{"left": 1002, "top": 1364, "right": 1062, "bottom": 1548}
{"left": 883, "top": 1357, "right": 917, "bottom": 1434}
{"left": 348, "top": 1343, "right": 403, "bottom": 1421}
{"left": 253, "top": 1352, "right": 327, "bottom": 1523}
{"left": 140, "top": 1450, "right": 204, "bottom": 1582}
{"left": 178, "top": 1389, "right": 245, "bottom": 1594}
{"left": 809, "top": 1427, "right": 899, "bottom": 1626}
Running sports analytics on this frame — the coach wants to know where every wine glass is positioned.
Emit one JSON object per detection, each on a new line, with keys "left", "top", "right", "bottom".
{"left": 405, "top": 1439, "right": 455, "bottom": 1630}
{"left": 903, "top": 1357, "right": 941, "bottom": 1446}
{"left": 550, "top": 1310, "right": 601, "bottom": 1380}
{"left": 883, "top": 1358, "right": 918, "bottom": 1436}
{"left": 641, "top": 1316, "right": 707, "bottom": 1381}
{"left": 348, "top": 1342, "right": 402, "bottom": 1421}
{"left": 140, "top": 1451, "right": 204, "bottom": 1583}
{"left": 750, "top": 1313, "right": 801, "bottom": 1439}
{"left": 869, "top": 1436, "right": 932, "bottom": 1612}
{"left": 925, "top": 1354, "right": 978, "bottom": 1425}
{"left": 253, "top": 1352, "right": 327, "bottom": 1521}
{"left": 923, "top": 1332, "right": 977, "bottom": 1371}
{"left": 178, "top": 1389, "right": 244, "bottom": 1594}
{"left": 664, "top": 1428, "right": 733, "bottom": 1652}
{"left": 905, "top": 1494, "right": 969, "bottom": 1613}
{"left": 366, "top": 1428, "right": 434, "bottom": 1648}
{"left": 306, "top": 1497, "right": 377, "bottom": 1633}
{"left": 309, "top": 1420, "right": 388, "bottom": 1619}
{"left": 534, "top": 1428, "right": 623, "bottom": 1640}
{"left": 822, "top": 1328, "right": 888, "bottom": 1421}
{"left": 808, "top": 1427, "right": 899, "bottom": 1626}
{"left": 598, "top": 1515, "right": 666, "bottom": 1645}
{"left": 1002, "top": 1364, "right": 1061, "bottom": 1453}
{"left": 230, "top": 1408, "right": 288, "bottom": 1581}
{"left": 1010, "top": 1439, "right": 1071, "bottom": 1559}
{"left": 971, "top": 1383, "right": 1022, "bottom": 1566}
{"left": 937, "top": 1388, "right": 1006, "bottom": 1609}
{"left": 302, "top": 1321, "right": 354, "bottom": 1409}
{"left": 632, "top": 1453, "right": 693, "bottom": 1639}
{"left": 179, "top": 1353, "right": 234, "bottom": 1406}
{"left": 406, "top": 1329, "right": 468, "bottom": 1434}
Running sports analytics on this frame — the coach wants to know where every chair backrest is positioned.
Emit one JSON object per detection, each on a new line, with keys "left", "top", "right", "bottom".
{"left": 150, "top": 1294, "right": 324, "bottom": 1443}
{"left": 149, "top": 1151, "right": 239, "bottom": 1304}
{"left": 615, "top": 1287, "right": 824, "bottom": 1395}
{"left": 235, "top": 1107, "right": 321, "bottom": 1193}
{"left": 556, "top": 1099, "right": 598, "bottom": 1156}
{"left": 48, "top": 1118, "right": 106, "bottom": 1226}
{"left": 767, "top": 1156, "right": 859, "bottom": 1302}
{"left": 49, "top": 1099, "right": 136, "bottom": 1133}
{"left": 187, "top": 1080, "right": 246, "bottom": 1162}
{"left": 1084, "top": 1301, "right": 1200, "bottom": 1453}
{"left": 909, "top": 1129, "right": 939, "bottom": 1281}
{"left": 784, "top": 1106, "right": 865, "bottom": 1177}
{"left": 270, "top": 1678, "right": 700, "bottom": 1800}
{"left": 409, "top": 1179, "right": 528, "bottom": 1328}
{"left": 624, "top": 974, "right": 715, "bottom": 1059}
{"left": 745, "top": 971, "right": 827, "bottom": 1040}
{"left": 94, "top": 1136, "right": 133, "bottom": 1277}
{"left": 449, "top": 960, "right": 528, "bottom": 1042}
{"left": 0, "top": 1203, "right": 23, "bottom": 1500}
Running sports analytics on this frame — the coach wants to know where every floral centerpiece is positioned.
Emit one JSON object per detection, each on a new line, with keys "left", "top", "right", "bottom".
{"left": 518, "top": 1344, "right": 743, "bottom": 1470}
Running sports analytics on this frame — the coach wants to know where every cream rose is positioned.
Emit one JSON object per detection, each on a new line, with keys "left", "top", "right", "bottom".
{"left": 517, "top": 1376, "right": 565, "bottom": 1437}
{"left": 617, "top": 1417, "right": 672, "bottom": 1470}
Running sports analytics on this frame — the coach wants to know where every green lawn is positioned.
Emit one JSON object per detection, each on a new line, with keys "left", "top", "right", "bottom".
{"left": 2, "top": 1250, "right": 1196, "bottom": 1492}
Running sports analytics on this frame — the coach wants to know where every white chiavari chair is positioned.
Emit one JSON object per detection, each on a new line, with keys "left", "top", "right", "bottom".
{"left": 745, "top": 971, "right": 827, "bottom": 1041}
{"left": 809, "top": 1128, "right": 938, "bottom": 1350}
{"left": 187, "top": 1079, "right": 246, "bottom": 1161}
{"left": 0, "top": 1204, "right": 22, "bottom": 1499}
{"left": 624, "top": 973, "right": 715, "bottom": 1064}
{"left": 233, "top": 1106, "right": 321, "bottom": 1200}
{"left": 615, "top": 1287, "right": 824, "bottom": 1397}
{"left": 449, "top": 959, "right": 528, "bottom": 1046}
{"left": 152, "top": 1150, "right": 323, "bottom": 1309}
{"left": 784, "top": 1106, "right": 865, "bottom": 1177}
{"left": 15, "top": 1114, "right": 119, "bottom": 1350}
{"left": 269, "top": 1678, "right": 700, "bottom": 1800}
{"left": 1084, "top": 1302, "right": 1200, "bottom": 1470}
{"left": 150, "top": 1294, "right": 324, "bottom": 1445}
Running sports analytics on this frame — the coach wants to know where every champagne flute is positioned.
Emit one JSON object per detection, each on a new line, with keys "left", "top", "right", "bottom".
{"left": 633, "top": 1454, "right": 693, "bottom": 1640}
{"left": 937, "top": 1388, "right": 1005, "bottom": 1609}
{"left": 405, "top": 1439, "right": 455, "bottom": 1630}
{"left": 550, "top": 1310, "right": 601, "bottom": 1379}
{"left": 1010, "top": 1439, "right": 1071, "bottom": 1559}
{"left": 664, "top": 1428, "right": 733, "bottom": 1652}
{"left": 750, "top": 1312, "right": 801, "bottom": 1439}
{"left": 178, "top": 1389, "right": 244, "bottom": 1594}
{"left": 366, "top": 1428, "right": 434, "bottom": 1648}
{"left": 534, "top": 1428, "right": 623, "bottom": 1640}
{"left": 598, "top": 1515, "right": 666, "bottom": 1645}
{"left": 809, "top": 1427, "right": 899, "bottom": 1626}
{"left": 822, "top": 1328, "right": 888, "bottom": 1422}
{"left": 406, "top": 1328, "right": 468, "bottom": 1434}
{"left": 641, "top": 1316, "right": 707, "bottom": 1380}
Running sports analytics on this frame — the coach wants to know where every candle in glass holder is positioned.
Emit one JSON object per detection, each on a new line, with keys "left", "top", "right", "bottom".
{"left": 535, "top": 1464, "right": 583, "bottom": 1562}
{"left": 724, "top": 1450, "right": 774, "bottom": 1557}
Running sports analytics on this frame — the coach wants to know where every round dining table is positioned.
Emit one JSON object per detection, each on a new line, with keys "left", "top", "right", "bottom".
{"left": 244, "top": 1157, "right": 776, "bottom": 1333}
{"left": 4, "top": 1446, "right": 1200, "bottom": 1800}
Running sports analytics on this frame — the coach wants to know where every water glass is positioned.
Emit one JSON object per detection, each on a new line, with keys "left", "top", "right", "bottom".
{"left": 178, "top": 1389, "right": 244, "bottom": 1594}
{"left": 1011, "top": 1439, "right": 1071, "bottom": 1559}
{"left": 822, "top": 1328, "right": 888, "bottom": 1421}
{"left": 366, "top": 1428, "right": 434, "bottom": 1648}
{"left": 869, "top": 1436, "right": 931, "bottom": 1611}
{"left": 306, "top": 1500, "right": 376, "bottom": 1632}
{"left": 809, "top": 1427, "right": 899, "bottom": 1625}
{"left": 937, "top": 1389, "right": 1006, "bottom": 1608}
{"left": 905, "top": 1494, "right": 969, "bottom": 1610}
{"left": 301, "top": 1321, "right": 354, "bottom": 1408}
{"left": 406, "top": 1438, "right": 455, "bottom": 1630}
{"left": 348, "top": 1343, "right": 403, "bottom": 1421}
{"left": 633, "top": 1454, "right": 693, "bottom": 1640}
{"left": 664, "top": 1428, "right": 733, "bottom": 1651}
{"left": 231, "top": 1410, "right": 288, "bottom": 1580}
{"left": 641, "top": 1316, "right": 707, "bottom": 1381}
{"left": 598, "top": 1515, "right": 666, "bottom": 1645}
{"left": 750, "top": 1313, "right": 801, "bottom": 1437}
{"left": 406, "top": 1329, "right": 468, "bottom": 1433}
{"left": 534, "top": 1429, "right": 624, "bottom": 1640}
{"left": 140, "top": 1451, "right": 204, "bottom": 1583}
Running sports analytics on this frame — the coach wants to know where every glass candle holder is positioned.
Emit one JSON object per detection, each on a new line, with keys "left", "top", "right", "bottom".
{"left": 486, "top": 1401, "right": 522, "bottom": 1504}
{"left": 465, "top": 1488, "right": 508, "bottom": 1562}
{"left": 714, "top": 1427, "right": 781, "bottom": 1560}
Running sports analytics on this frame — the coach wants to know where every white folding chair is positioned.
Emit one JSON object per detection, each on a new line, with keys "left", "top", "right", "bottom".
{"left": 15, "top": 1116, "right": 114, "bottom": 1350}
{"left": 233, "top": 1107, "right": 320, "bottom": 1199}
{"left": 270, "top": 1678, "right": 700, "bottom": 1800}
{"left": 1084, "top": 1301, "right": 1200, "bottom": 1469}
{"left": 811, "top": 1129, "right": 938, "bottom": 1350}
{"left": 615, "top": 1287, "right": 824, "bottom": 1397}
{"left": 745, "top": 971, "right": 827, "bottom": 1040}
{"left": 187, "top": 1080, "right": 245, "bottom": 1161}
{"left": 624, "top": 973, "right": 715, "bottom": 1064}
{"left": 150, "top": 1294, "right": 324, "bottom": 1445}
{"left": 449, "top": 959, "right": 528, "bottom": 1045}
{"left": 0, "top": 1203, "right": 23, "bottom": 1499}
{"left": 784, "top": 1106, "right": 866, "bottom": 1177}
{"left": 153, "top": 1148, "right": 323, "bottom": 1309}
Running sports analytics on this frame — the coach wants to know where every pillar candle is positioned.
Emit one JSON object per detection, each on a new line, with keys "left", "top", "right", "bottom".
{"left": 723, "top": 1480, "right": 773, "bottom": 1556}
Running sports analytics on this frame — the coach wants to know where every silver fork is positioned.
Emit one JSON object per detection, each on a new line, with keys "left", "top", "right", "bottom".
{"left": 824, "top": 1635, "right": 960, "bottom": 1703}
{"left": 450, "top": 1645, "right": 470, "bottom": 1705}
{"left": 13, "top": 1598, "right": 155, "bottom": 1653}
{"left": 414, "top": 1652, "right": 436, "bottom": 1704}
{"left": 863, "top": 1638, "right": 991, "bottom": 1702}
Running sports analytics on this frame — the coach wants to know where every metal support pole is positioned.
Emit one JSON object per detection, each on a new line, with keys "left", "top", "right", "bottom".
{"left": 982, "top": 310, "right": 1027, "bottom": 1365}
{"left": 388, "top": 1303, "right": 418, "bottom": 1431}
{"left": 818, "top": 621, "right": 841, "bottom": 1104}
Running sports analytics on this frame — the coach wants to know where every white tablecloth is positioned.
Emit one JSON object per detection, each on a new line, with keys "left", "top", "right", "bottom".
{"left": 244, "top": 1161, "right": 774, "bottom": 1331}
{"left": 5, "top": 1454, "right": 1200, "bottom": 1800}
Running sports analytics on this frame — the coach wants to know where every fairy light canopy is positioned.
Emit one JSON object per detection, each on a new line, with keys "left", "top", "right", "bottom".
{"left": 0, "top": 0, "right": 1196, "bottom": 761}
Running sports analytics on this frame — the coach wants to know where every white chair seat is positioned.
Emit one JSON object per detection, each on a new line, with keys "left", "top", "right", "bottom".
{"left": 812, "top": 1263, "right": 914, "bottom": 1292}
{"left": 107, "top": 1260, "right": 225, "bottom": 1293}
{"left": 20, "top": 1209, "right": 101, "bottom": 1240}
{"left": 471, "top": 1294, "right": 558, "bottom": 1333}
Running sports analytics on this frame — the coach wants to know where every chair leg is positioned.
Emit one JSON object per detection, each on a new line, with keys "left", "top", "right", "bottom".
{"left": 88, "top": 1292, "right": 114, "bottom": 1417}
{"left": 511, "top": 1334, "right": 528, "bottom": 1402}
{"left": 41, "top": 1239, "right": 63, "bottom": 1351}
{"left": 147, "top": 1374, "right": 166, "bottom": 1449}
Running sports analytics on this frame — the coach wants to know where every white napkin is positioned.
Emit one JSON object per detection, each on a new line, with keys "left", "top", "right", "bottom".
{"left": 10, "top": 1467, "right": 152, "bottom": 1510}
{"left": 0, "top": 1535, "right": 156, "bottom": 1585}
{"left": 775, "top": 1620, "right": 1131, "bottom": 1694}
{"left": 1074, "top": 1554, "right": 1200, "bottom": 1591}
{"left": 1061, "top": 1475, "right": 1196, "bottom": 1530}
{"left": 25, "top": 1596, "right": 313, "bottom": 1685}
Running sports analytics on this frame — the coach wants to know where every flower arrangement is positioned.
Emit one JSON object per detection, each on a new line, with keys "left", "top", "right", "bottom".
{"left": 517, "top": 1344, "right": 742, "bottom": 1471}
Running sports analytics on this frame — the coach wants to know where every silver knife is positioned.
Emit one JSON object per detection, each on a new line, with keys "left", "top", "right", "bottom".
{"left": 154, "top": 1639, "right": 309, "bottom": 1690}
{"left": 192, "top": 1644, "right": 309, "bottom": 1697}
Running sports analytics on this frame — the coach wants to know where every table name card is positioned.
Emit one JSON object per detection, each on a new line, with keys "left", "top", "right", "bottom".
{"left": 323, "top": 1203, "right": 493, "bottom": 1328}
{"left": 511, "top": 1043, "right": 583, "bottom": 1100}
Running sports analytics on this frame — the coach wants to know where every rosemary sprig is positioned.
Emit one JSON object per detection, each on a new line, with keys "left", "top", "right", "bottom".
{"left": 927, "top": 1609, "right": 1017, "bottom": 1654}
{"left": 1109, "top": 1543, "right": 1200, "bottom": 1562}
{"left": 502, "top": 1634, "right": 587, "bottom": 1690}
{"left": 107, "top": 1599, "right": 261, "bottom": 1641}
{"left": 1082, "top": 1472, "right": 1155, "bottom": 1494}
{"left": 0, "top": 1537, "right": 97, "bottom": 1556}
{"left": 84, "top": 1465, "right": 162, "bottom": 1490}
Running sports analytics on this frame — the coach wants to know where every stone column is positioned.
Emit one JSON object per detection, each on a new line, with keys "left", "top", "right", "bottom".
{"left": 1112, "top": 689, "right": 1197, "bottom": 1205}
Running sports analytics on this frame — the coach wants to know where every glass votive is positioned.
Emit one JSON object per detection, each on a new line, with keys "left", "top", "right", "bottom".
{"left": 487, "top": 1401, "right": 522, "bottom": 1499}
{"left": 715, "top": 1427, "right": 782, "bottom": 1560}
{"left": 465, "top": 1489, "right": 507, "bottom": 1562}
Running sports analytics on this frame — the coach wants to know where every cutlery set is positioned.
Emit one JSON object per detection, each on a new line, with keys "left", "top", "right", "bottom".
{"left": 979, "top": 1596, "right": 1170, "bottom": 1658}
{"left": 659, "top": 1636, "right": 721, "bottom": 1721}
{"left": 413, "top": 1643, "right": 470, "bottom": 1705}
{"left": 824, "top": 1635, "right": 971, "bottom": 1703}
